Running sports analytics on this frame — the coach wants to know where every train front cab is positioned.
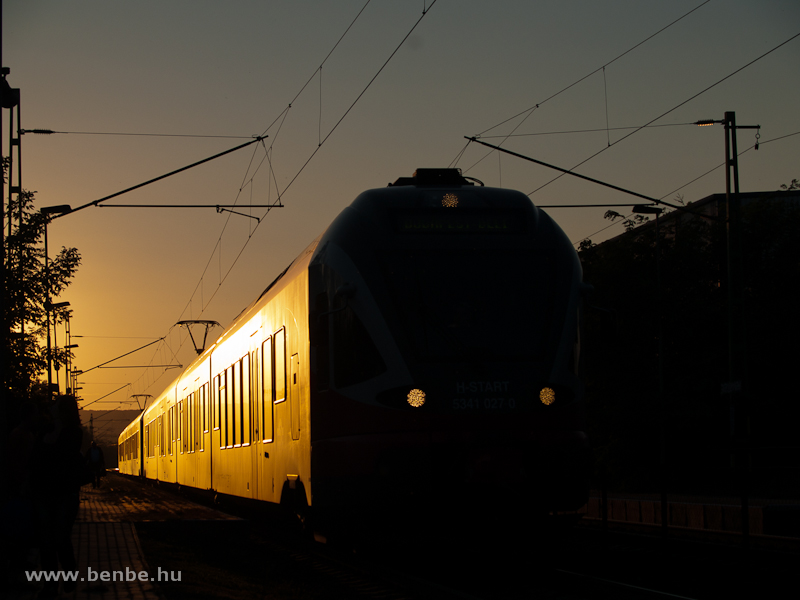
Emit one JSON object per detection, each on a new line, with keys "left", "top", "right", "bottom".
{"left": 307, "top": 169, "right": 591, "bottom": 527}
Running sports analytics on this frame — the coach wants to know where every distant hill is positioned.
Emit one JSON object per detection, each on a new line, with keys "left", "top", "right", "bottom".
{"left": 79, "top": 409, "right": 141, "bottom": 447}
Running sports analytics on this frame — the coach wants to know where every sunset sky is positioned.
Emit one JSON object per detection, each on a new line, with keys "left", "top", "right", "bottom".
{"left": 4, "top": 0, "right": 799, "bottom": 413}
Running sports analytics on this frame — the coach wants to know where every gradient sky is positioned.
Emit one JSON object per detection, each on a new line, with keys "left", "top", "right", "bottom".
{"left": 4, "top": 0, "right": 799, "bottom": 411}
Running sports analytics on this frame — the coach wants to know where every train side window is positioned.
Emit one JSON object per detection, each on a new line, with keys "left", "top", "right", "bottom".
{"left": 213, "top": 375, "right": 221, "bottom": 432}
{"left": 185, "top": 395, "right": 190, "bottom": 454}
{"left": 262, "top": 337, "right": 274, "bottom": 443}
{"left": 227, "top": 365, "right": 235, "bottom": 448}
{"left": 187, "top": 394, "right": 193, "bottom": 454}
{"left": 191, "top": 391, "right": 196, "bottom": 451}
{"left": 189, "top": 391, "right": 194, "bottom": 452}
{"left": 219, "top": 372, "right": 227, "bottom": 449}
{"left": 275, "top": 328, "right": 286, "bottom": 403}
{"left": 185, "top": 396, "right": 191, "bottom": 454}
{"left": 201, "top": 383, "right": 208, "bottom": 451}
{"left": 242, "top": 355, "right": 250, "bottom": 446}
{"left": 233, "top": 361, "right": 242, "bottom": 447}
{"left": 168, "top": 407, "right": 173, "bottom": 455}
{"left": 180, "top": 404, "right": 184, "bottom": 455}
{"left": 177, "top": 401, "right": 183, "bottom": 454}
{"left": 194, "top": 389, "right": 200, "bottom": 451}
{"left": 251, "top": 349, "right": 259, "bottom": 441}
{"left": 202, "top": 383, "right": 208, "bottom": 433}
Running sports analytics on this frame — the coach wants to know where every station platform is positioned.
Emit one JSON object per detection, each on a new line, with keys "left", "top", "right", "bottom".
{"left": 11, "top": 473, "right": 238, "bottom": 600}
{"left": 581, "top": 490, "right": 800, "bottom": 538}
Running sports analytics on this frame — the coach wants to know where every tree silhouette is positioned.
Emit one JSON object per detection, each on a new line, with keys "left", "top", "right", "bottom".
{"left": 3, "top": 159, "right": 81, "bottom": 404}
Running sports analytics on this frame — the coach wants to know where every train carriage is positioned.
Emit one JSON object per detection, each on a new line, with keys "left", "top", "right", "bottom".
{"left": 119, "top": 168, "right": 591, "bottom": 529}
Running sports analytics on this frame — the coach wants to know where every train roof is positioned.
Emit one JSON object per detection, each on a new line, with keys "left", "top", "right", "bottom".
{"left": 314, "top": 168, "right": 569, "bottom": 257}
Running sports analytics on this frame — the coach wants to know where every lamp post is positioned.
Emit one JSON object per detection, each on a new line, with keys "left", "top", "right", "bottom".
{"left": 40, "top": 204, "right": 73, "bottom": 399}
{"left": 695, "top": 111, "right": 758, "bottom": 549}
{"left": 70, "top": 369, "right": 83, "bottom": 395}
{"left": 48, "top": 300, "right": 71, "bottom": 394}
{"left": 65, "top": 313, "right": 79, "bottom": 394}
{"left": 44, "top": 299, "right": 69, "bottom": 396}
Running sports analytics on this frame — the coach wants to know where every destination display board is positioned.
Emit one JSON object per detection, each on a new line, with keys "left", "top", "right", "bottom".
{"left": 393, "top": 210, "right": 525, "bottom": 234}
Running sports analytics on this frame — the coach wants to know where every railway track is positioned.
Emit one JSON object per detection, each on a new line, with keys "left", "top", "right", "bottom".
{"left": 115, "top": 474, "right": 797, "bottom": 600}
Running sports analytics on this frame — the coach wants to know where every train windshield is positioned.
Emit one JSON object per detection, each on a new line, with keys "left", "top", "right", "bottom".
{"left": 379, "top": 248, "right": 559, "bottom": 362}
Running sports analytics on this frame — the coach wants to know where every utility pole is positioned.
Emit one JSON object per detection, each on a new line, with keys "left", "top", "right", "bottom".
{"left": 2, "top": 66, "right": 22, "bottom": 399}
{"left": 722, "top": 111, "right": 756, "bottom": 551}
{"left": 696, "top": 111, "right": 758, "bottom": 549}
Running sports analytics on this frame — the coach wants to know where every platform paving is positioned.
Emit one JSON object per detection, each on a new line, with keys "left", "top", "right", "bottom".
{"left": 8, "top": 473, "right": 239, "bottom": 600}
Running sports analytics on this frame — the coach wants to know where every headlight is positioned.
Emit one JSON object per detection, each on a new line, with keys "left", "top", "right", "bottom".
{"left": 539, "top": 387, "right": 555, "bottom": 406}
{"left": 407, "top": 389, "right": 426, "bottom": 407}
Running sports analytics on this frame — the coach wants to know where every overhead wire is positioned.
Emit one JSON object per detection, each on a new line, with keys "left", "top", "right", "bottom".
{"left": 177, "top": 0, "right": 440, "bottom": 324}
{"left": 24, "top": 130, "right": 253, "bottom": 139}
{"left": 257, "top": 0, "right": 373, "bottom": 140}
{"left": 479, "top": 122, "right": 699, "bottom": 138}
{"left": 117, "top": 1, "right": 438, "bottom": 404}
{"left": 108, "top": 3, "right": 376, "bottom": 380}
{"left": 169, "top": 0, "right": 377, "bottom": 335}
{"left": 456, "top": 0, "right": 715, "bottom": 172}
{"left": 569, "top": 129, "right": 800, "bottom": 248}
{"left": 657, "top": 130, "right": 800, "bottom": 201}
{"left": 275, "top": 1, "right": 439, "bottom": 199}
{"left": 524, "top": 30, "right": 800, "bottom": 198}
{"left": 476, "top": 0, "right": 714, "bottom": 138}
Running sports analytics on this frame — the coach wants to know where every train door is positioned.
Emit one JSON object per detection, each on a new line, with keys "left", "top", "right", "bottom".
{"left": 256, "top": 335, "right": 275, "bottom": 502}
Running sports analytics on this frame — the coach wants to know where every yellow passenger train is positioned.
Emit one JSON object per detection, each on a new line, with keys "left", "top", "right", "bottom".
{"left": 118, "top": 168, "right": 591, "bottom": 530}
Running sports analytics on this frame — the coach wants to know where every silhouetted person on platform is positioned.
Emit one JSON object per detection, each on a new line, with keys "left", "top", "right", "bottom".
{"left": 33, "top": 395, "right": 83, "bottom": 598}
{"left": 86, "top": 440, "right": 106, "bottom": 488}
